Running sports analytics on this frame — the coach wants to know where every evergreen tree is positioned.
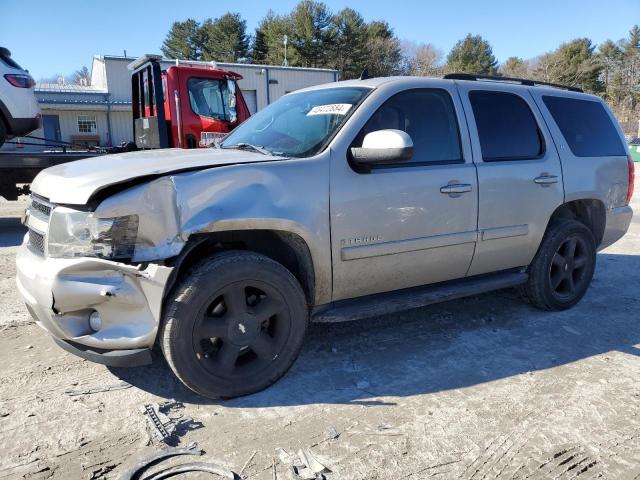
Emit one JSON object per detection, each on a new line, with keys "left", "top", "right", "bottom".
{"left": 201, "top": 13, "right": 249, "bottom": 62}
{"left": 161, "top": 19, "right": 202, "bottom": 60}
{"left": 446, "top": 34, "right": 498, "bottom": 75}
{"left": 552, "top": 38, "right": 603, "bottom": 92}
{"left": 364, "top": 21, "right": 403, "bottom": 76}
{"left": 625, "top": 25, "right": 640, "bottom": 55}
{"left": 290, "top": 0, "right": 334, "bottom": 68}
{"left": 328, "top": 8, "right": 368, "bottom": 79}
{"left": 252, "top": 28, "right": 268, "bottom": 63}
{"left": 256, "top": 10, "right": 298, "bottom": 66}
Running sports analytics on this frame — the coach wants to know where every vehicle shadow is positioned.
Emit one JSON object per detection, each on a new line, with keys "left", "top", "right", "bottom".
{"left": 0, "top": 217, "right": 26, "bottom": 247}
{"left": 110, "top": 251, "right": 640, "bottom": 408}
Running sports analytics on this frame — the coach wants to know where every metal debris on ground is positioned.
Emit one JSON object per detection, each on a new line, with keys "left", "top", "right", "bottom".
{"left": 139, "top": 399, "right": 202, "bottom": 445}
{"left": 276, "top": 448, "right": 331, "bottom": 480}
{"left": 64, "top": 381, "right": 132, "bottom": 396}
{"left": 141, "top": 403, "right": 175, "bottom": 440}
{"left": 325, "top": 426, "right": 340, "bottom": 440}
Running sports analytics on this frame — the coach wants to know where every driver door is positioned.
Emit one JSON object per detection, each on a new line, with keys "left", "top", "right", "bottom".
{"left": 329, "top": 86, "right": 478, "bottom": 301}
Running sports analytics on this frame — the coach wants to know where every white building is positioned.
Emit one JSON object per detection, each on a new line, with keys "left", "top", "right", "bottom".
{"left": 10, "top": 55, "right": 338, "bottom": 150}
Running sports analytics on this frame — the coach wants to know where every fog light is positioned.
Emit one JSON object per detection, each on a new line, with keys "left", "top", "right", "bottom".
{"left": 89, "top": 311, "right": 102, "bottom": 332}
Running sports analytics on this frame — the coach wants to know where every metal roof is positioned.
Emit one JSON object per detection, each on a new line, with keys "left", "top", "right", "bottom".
{"left": 96, "top": 54, "right": 338, "bottom": 73}
{"left": 35, "top": 83, "right": 107, "bottom": 93}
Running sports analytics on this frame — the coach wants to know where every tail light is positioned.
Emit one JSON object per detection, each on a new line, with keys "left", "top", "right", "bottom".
{"left": 627, "top": 155, "right": 635, "bottom": 204}
{"left": 4, "top": 74, "right": 35, "bottom": 88}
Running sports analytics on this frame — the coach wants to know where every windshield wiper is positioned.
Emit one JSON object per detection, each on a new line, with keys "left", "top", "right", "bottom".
{"left": 221, "top": 143, "right": 271, "bottom": 155}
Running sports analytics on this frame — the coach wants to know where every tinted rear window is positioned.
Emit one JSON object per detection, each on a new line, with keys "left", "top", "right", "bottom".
{"left": 0, "top": 54, "right": 23, "bottom": 70}
{"left": 542, "top": 96, "right": 626, "bottom": 157}
{"left": 469, "top": 91, "right": 543, "bottom": 161}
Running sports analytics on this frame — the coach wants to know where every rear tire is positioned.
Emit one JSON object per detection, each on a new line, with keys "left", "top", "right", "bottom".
{"left": 523, "top": 220, "right": 596, "bottom": 311}
{"left": 160, "top": 250, "right": 308, "bottom": 399}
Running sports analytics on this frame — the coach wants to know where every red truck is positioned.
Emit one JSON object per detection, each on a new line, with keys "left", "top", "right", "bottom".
{"left": 130, "top": 54, "right": 252, "bottom": 149}
{"left": 0, "top": 54, "right": 252, "bottom": 199}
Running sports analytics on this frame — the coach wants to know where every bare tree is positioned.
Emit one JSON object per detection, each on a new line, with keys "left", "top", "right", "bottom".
{"left": 72, "top": 66, "right": 91, "bottom": 86}
{"left": 403, "top": 41, "right": 443, "bottom": 76}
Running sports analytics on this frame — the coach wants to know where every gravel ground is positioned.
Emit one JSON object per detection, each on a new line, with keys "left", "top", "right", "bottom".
{"left": 0, "top": 187, "right": 639, "bottom": 479}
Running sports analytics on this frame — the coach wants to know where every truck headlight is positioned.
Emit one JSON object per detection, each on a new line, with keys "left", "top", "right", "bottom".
{"left": 47, "top": 207, "right": 139, "bottom": 259}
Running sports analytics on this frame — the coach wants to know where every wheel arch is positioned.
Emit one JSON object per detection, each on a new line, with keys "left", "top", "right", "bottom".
{"left": 548, "top": 198, "right": 606, "bottom": 247}
{"left": 165, "top": 228, "right": 320, "bottom": 307}
{"left": 0, "top": 98, "right": 12, "bottom": 135}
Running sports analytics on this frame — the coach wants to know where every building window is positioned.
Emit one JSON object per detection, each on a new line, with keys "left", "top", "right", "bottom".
{"left": 77, "top": 115, "right": 97, "bottom": 134}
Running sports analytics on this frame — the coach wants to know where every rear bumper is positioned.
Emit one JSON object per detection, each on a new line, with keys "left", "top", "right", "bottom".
{"left": 599, "top": 205, "right": 633, "bottom": 250}
{"left": 7, "top": 116, "right": 41, "bottom": 137}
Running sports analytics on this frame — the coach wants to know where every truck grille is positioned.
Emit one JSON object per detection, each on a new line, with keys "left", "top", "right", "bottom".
{"left": 31, "top": 196, "right": 52, "bottom": 218}
{"left": 26, "top": 195, "right": 54, "bottom": 255}
{"left": 28, "top": 229, "right": 46, "bottom": 254}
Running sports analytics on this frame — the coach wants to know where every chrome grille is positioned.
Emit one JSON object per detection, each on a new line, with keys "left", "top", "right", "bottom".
{"left": 31, "top": 196, "right": 52, "bottom": 218}
{"left": 26, "top": 195, "right": 54, "bottom": 256}
{"left": 28, "top": 229, "right": 45, "bottom": 254}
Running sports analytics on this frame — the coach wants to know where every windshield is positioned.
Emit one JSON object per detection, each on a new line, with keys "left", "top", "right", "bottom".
{"left": 221, "top": 87, "right": 370, "bottom": 157}
{"left": 188, "top": 77, "right": 229, "bottom": 121}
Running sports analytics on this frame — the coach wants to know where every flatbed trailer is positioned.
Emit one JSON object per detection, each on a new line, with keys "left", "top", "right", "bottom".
{"left": 0, "top": 150, "right": 100, "bottom": 200}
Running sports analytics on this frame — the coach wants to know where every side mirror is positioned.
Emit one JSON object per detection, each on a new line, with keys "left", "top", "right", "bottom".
{"left": 226, "top": 79, "right": 238, "bottom": 124}
{"left": 350, "top": 129, "right": 413, "bottom": 165}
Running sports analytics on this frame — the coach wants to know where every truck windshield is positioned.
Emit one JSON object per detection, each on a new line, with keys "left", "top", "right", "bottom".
{"left": 188, "top": 77, "right": 229, "bottom": 121}
{"left": 221, "top": 87, "right": 370, "bottom": 157}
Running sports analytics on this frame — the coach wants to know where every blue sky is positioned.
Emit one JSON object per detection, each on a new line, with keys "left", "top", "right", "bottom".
{"left": 1, "top": 0, "right": 638, "bottom": 79}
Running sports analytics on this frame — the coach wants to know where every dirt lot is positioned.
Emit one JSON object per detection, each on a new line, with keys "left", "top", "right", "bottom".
{"left": 1, "top": 187, "right": 639, "bottom": 480}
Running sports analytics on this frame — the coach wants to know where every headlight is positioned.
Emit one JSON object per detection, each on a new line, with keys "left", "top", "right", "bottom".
{"left": 47, "top": 207, "right": 138, "bottom": 259}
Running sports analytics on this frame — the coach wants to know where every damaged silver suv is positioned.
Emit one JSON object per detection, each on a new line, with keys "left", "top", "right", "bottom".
{"left": 17, "top": 74, "right": 634, "bottom": 399}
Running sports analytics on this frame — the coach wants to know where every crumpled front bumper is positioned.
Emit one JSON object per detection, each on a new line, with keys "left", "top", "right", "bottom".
{"left": 16, "top": 241, "right": 173, "bottom": 366}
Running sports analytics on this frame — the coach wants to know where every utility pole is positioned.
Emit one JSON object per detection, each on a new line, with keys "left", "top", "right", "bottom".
{"left": 283, "top": 35, "right": 288, "bottom": 67}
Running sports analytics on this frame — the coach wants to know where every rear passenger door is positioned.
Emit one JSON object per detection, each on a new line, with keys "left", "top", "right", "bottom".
{"left": 456, "top": 83, "right": 564, "bottom": 275}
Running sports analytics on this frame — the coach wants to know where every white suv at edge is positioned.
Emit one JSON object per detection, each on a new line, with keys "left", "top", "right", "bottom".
{"left": 0, "top": 47, "right": 40, "bottom": 147}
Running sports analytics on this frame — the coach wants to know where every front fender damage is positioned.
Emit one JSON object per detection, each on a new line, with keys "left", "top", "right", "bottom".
{"left": 95, "top": 165, "right": 311, "bottom": 263}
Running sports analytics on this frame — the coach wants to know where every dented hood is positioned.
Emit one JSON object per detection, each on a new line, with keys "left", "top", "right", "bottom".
{"left": 31, "top": 147, "right": 285, "bottom": 205}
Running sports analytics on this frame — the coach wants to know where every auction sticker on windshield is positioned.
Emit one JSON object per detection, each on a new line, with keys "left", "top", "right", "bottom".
{"left": 307, "top": 103, "right": 352, "bottom": 116}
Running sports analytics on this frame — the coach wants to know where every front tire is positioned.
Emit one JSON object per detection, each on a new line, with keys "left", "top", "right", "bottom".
{"left": 160, "top": 251, "right": 308, "bottom": 399}
{"left": 523, "top": 220, "right": 596, "bottom": 311}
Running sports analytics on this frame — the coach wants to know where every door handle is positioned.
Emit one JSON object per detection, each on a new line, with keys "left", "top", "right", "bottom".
{"left": 440, "top": 183, "right": 472, "bottom": 194}
{"left": 534, "top": 174, "right": 559, "bottom": 185}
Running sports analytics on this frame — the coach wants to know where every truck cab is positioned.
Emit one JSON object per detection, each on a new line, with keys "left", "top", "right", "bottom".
{"left": 130, "top": 55, "right": 251, "bottom": 149}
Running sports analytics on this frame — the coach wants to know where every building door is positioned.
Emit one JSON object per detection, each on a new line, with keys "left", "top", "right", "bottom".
{"left": 242, "top": 90, "right": 257, "bottom": 114}
{"left": 42, "top": 115, "right": 61, "bottom": 143}
{"left": 330, "top": 86, "right": 478, "bottom": 301}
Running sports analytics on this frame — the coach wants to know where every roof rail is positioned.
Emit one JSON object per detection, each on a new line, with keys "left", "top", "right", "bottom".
{"left": 443, "top": 73, "right": 583, "bottom": 93}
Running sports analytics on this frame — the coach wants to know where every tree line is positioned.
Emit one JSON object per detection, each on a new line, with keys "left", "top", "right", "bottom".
{"left": 161, "top": 1, "right": 640, "bottom": 134}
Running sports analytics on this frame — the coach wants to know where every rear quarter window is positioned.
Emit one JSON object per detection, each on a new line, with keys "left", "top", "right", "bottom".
{"left": 542, "top": 96, "right": 626, "bottom": 157}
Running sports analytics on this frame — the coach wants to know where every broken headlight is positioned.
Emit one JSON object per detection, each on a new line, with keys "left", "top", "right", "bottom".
{"left": 47, "top": 207, "right": 139, "bottom": 259}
